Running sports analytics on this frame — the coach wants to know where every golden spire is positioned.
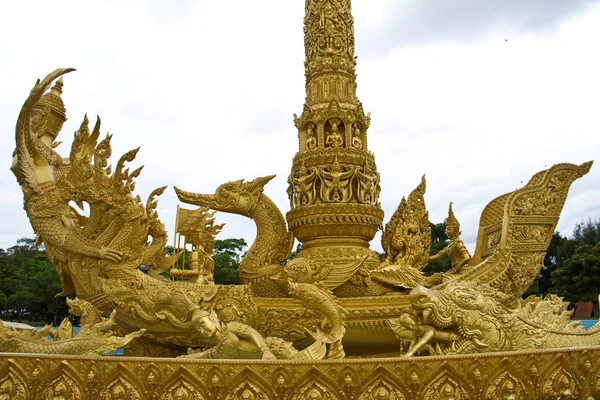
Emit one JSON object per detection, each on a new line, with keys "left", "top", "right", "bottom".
{"left": 303, "top": 0, "right": 357, "bottom": 107}
{"left": 293, "top": 0, "right": 371, "bottom": 154}
{"left": 287, "top": 0, "right": 383, "bottom": 282}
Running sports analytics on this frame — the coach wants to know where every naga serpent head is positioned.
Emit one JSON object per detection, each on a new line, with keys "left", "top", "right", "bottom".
{"left": 409, "top": 286, "right": 454, "bottom": 329}
{"left": 66, "top": 297, "right": 88, "bottom": 317}
{"left": 175, "top": 175, "right": 275, "bottom": 217}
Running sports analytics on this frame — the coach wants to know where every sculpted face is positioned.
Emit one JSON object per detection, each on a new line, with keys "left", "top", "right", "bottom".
{"left": 446, "top": 223, "right": 458, "bottom": 240}
{"left": 193, "top": 316, "right": 218, "bottom": 338}
{"left": 409, "top": 286, "right": 454, "bottom": 329}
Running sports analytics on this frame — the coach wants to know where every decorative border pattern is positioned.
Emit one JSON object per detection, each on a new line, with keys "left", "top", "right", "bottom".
{"left": 1, "top": 346, "right": 599, "bottom": 399}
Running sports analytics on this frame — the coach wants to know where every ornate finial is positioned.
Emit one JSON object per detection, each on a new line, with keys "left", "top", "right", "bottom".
{"left": 303, "top": 0, "right": 357, "bottom": 106}
{"left": 447, "top": 202, "right": 461, "bottom": 238}
{"left": 51, "top": 77, "right": 64, "bottom": 96}
{"left": 33, "top": 76, "right": 67, "bottom": 140}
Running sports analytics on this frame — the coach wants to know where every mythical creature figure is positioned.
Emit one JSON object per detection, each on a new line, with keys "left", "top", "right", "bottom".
{"left": 176, "top": 174, "right": 447, "bottom": 297}
{"left": 175, "top": 175, "right": 294, "bottom": 296}
{"left": 294, "top": 165, "right": 318, "bottom": 206}
{"left": 181, "top": 266, "right": 342, "bottom": 360}
{"left": 181, "top": 280, "right": 339, "bottom": 361}
{"left": 0, "top": 298, "right": 145, "bottom": 355}
{"left": 320, "top": 160, "right": 355, "bottom": 202}
{"left": 428, "top": 202, "right": 471, "bottom": 274}
{"left": 397, "top": 282, "right": 600, "bottom": 355}
{"left": 10, "top": 69, "right": 123, "bottom": 296}
{"left": 284, "top": 258, "right": 347, "bottom": 358}
{"left": 356, "top": 163, "right": 378, "bottom": 205}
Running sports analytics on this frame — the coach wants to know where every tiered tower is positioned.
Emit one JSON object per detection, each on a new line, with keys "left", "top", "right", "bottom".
{"left": 286, "top": 0, "right": 384, "bottom": 286}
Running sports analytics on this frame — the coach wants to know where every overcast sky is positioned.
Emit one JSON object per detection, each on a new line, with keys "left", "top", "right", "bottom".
{"left": 0, "top": 0, "right": 599, "bottom": 254}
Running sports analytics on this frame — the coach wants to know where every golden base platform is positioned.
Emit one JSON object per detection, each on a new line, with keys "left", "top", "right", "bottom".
{"left": 2, "top": 346, "right": 600, "bottom": 399}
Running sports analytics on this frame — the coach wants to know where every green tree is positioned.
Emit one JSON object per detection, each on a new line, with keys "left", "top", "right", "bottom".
{"left": 524, "top": 232, "right": 576, "bottom": 297}
{"left": 572, "top": 218, "right": 600, "bottom": 246}
{"left": 0, "top": 238, "right": 69, "bottom": 324}
{"left": 550, "top": 243, "right": 600, "bottom": 305}
{"left": 524, "top": 218, "right": 600, "bottom": 299}
{"left": 423, "top": 222, "right": 451, "bottom": 273}
{"left": 213, "top": 238, "right": 247, "bottom": 285}
{"left": 26, "top": 254, "right": 68, "bottom": 325}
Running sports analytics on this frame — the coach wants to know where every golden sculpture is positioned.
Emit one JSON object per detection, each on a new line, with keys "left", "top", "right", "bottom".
{"left": 2, "top": 0, "right": 600, "bottom": 397}
{"left": 170, "top": 206, "right": 223, "bottom": 284}
{"left": 428, "top": 203, "right": 471, "bottom": 274}
{"left": 0, "top": 297, "right": 144, "bottom": 356}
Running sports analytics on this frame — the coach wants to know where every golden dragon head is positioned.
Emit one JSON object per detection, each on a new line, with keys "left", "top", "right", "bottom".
{"left": 409, "top": 285, "right": 455, "bottom": 329}
{"left": 410, "top": 282, "right": 504, "bottom": 330}
{"left": 175, "top": 175, "right": 275, "bottom": 217}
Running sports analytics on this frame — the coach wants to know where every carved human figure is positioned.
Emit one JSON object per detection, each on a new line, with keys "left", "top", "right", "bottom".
{"left": 307, "top": 388, "right": 323, "bottom": 400}
{"left": 287, "top": 174, "right": 295, "bottom": 207}
{"left": 325, "top": 120, "right": 343, "bottom": 148}
{"left": 428, "top": 203, "right": 471, "bottom": 274}
{"left": 52, "top": 381, "right": 69, "bottom": 400}
{"left": 111, "top": 384, "right": 127, "bottom": 400}
{"left": 397, "top": 314, "right": 457, "bottom": 357}
{"left": 556, "top": 374, "right": 574, "bottom": 400}
{"left": 192, "top": 245, "right": 214, "bottom": 284}
{"left": 320, "top": 161, "right": 354, "bottom": 202}
{"left": 293, "top": 164, "right": 318, "bottom": 206}
{"left": 374, "top": 387, "right": 390, "bottom": 399}
{"left": 441, "top": 383, "right": 456, "bottom": 400}
{"left": 501, "top": 379, "right": 516, "bottom": 400}
{"left": 357, "top": 163, "right": 378, "bottom": 204}
{"left": 351, "top": 124, "right": 363, "bottom": 150}
{"left": 183, "top": 308, "right": 276, "bottom": 360}
{"left": 173, "top": 387, "right": 190, "bottom": 400}
{"left": 320, "top": 2, "right": 339, "bottom": 52}
{"left": 305, "top": 125, "right": 317, "bottom": 150}
{"left": 0, "top": 380, "right": 15, "bottom": 400}
{"left": 240, "top": 389, "right": 255, "bottom": 400}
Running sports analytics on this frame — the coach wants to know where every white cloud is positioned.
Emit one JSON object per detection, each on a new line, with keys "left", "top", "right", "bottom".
{"left": 0, "top": 1, "right": 598, "bottom": 254}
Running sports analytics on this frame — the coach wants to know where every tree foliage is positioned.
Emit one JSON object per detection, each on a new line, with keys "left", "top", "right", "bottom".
{"left": 550, "top": 243, "right": 600, "bottom": 302}
{"left": 423, "top": 222, "right": 451, "bottom": 273}
{"left": 524, "top": 218, "right": 600, "bottom": 305}
{"left": 213, "top": 238, "right": 247, "bottom": 285}
{"left": 0, "top": 238, "right": 69, "bottom": 325}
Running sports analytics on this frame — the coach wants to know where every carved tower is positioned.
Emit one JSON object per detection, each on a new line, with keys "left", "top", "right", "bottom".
{"left": 287, "top": 0, "right": 384, "bottom": 290}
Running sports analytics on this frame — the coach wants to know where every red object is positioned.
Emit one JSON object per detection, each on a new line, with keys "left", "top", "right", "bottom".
{"left": 574, "top": 301, "right": 594, "bottom": 317}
